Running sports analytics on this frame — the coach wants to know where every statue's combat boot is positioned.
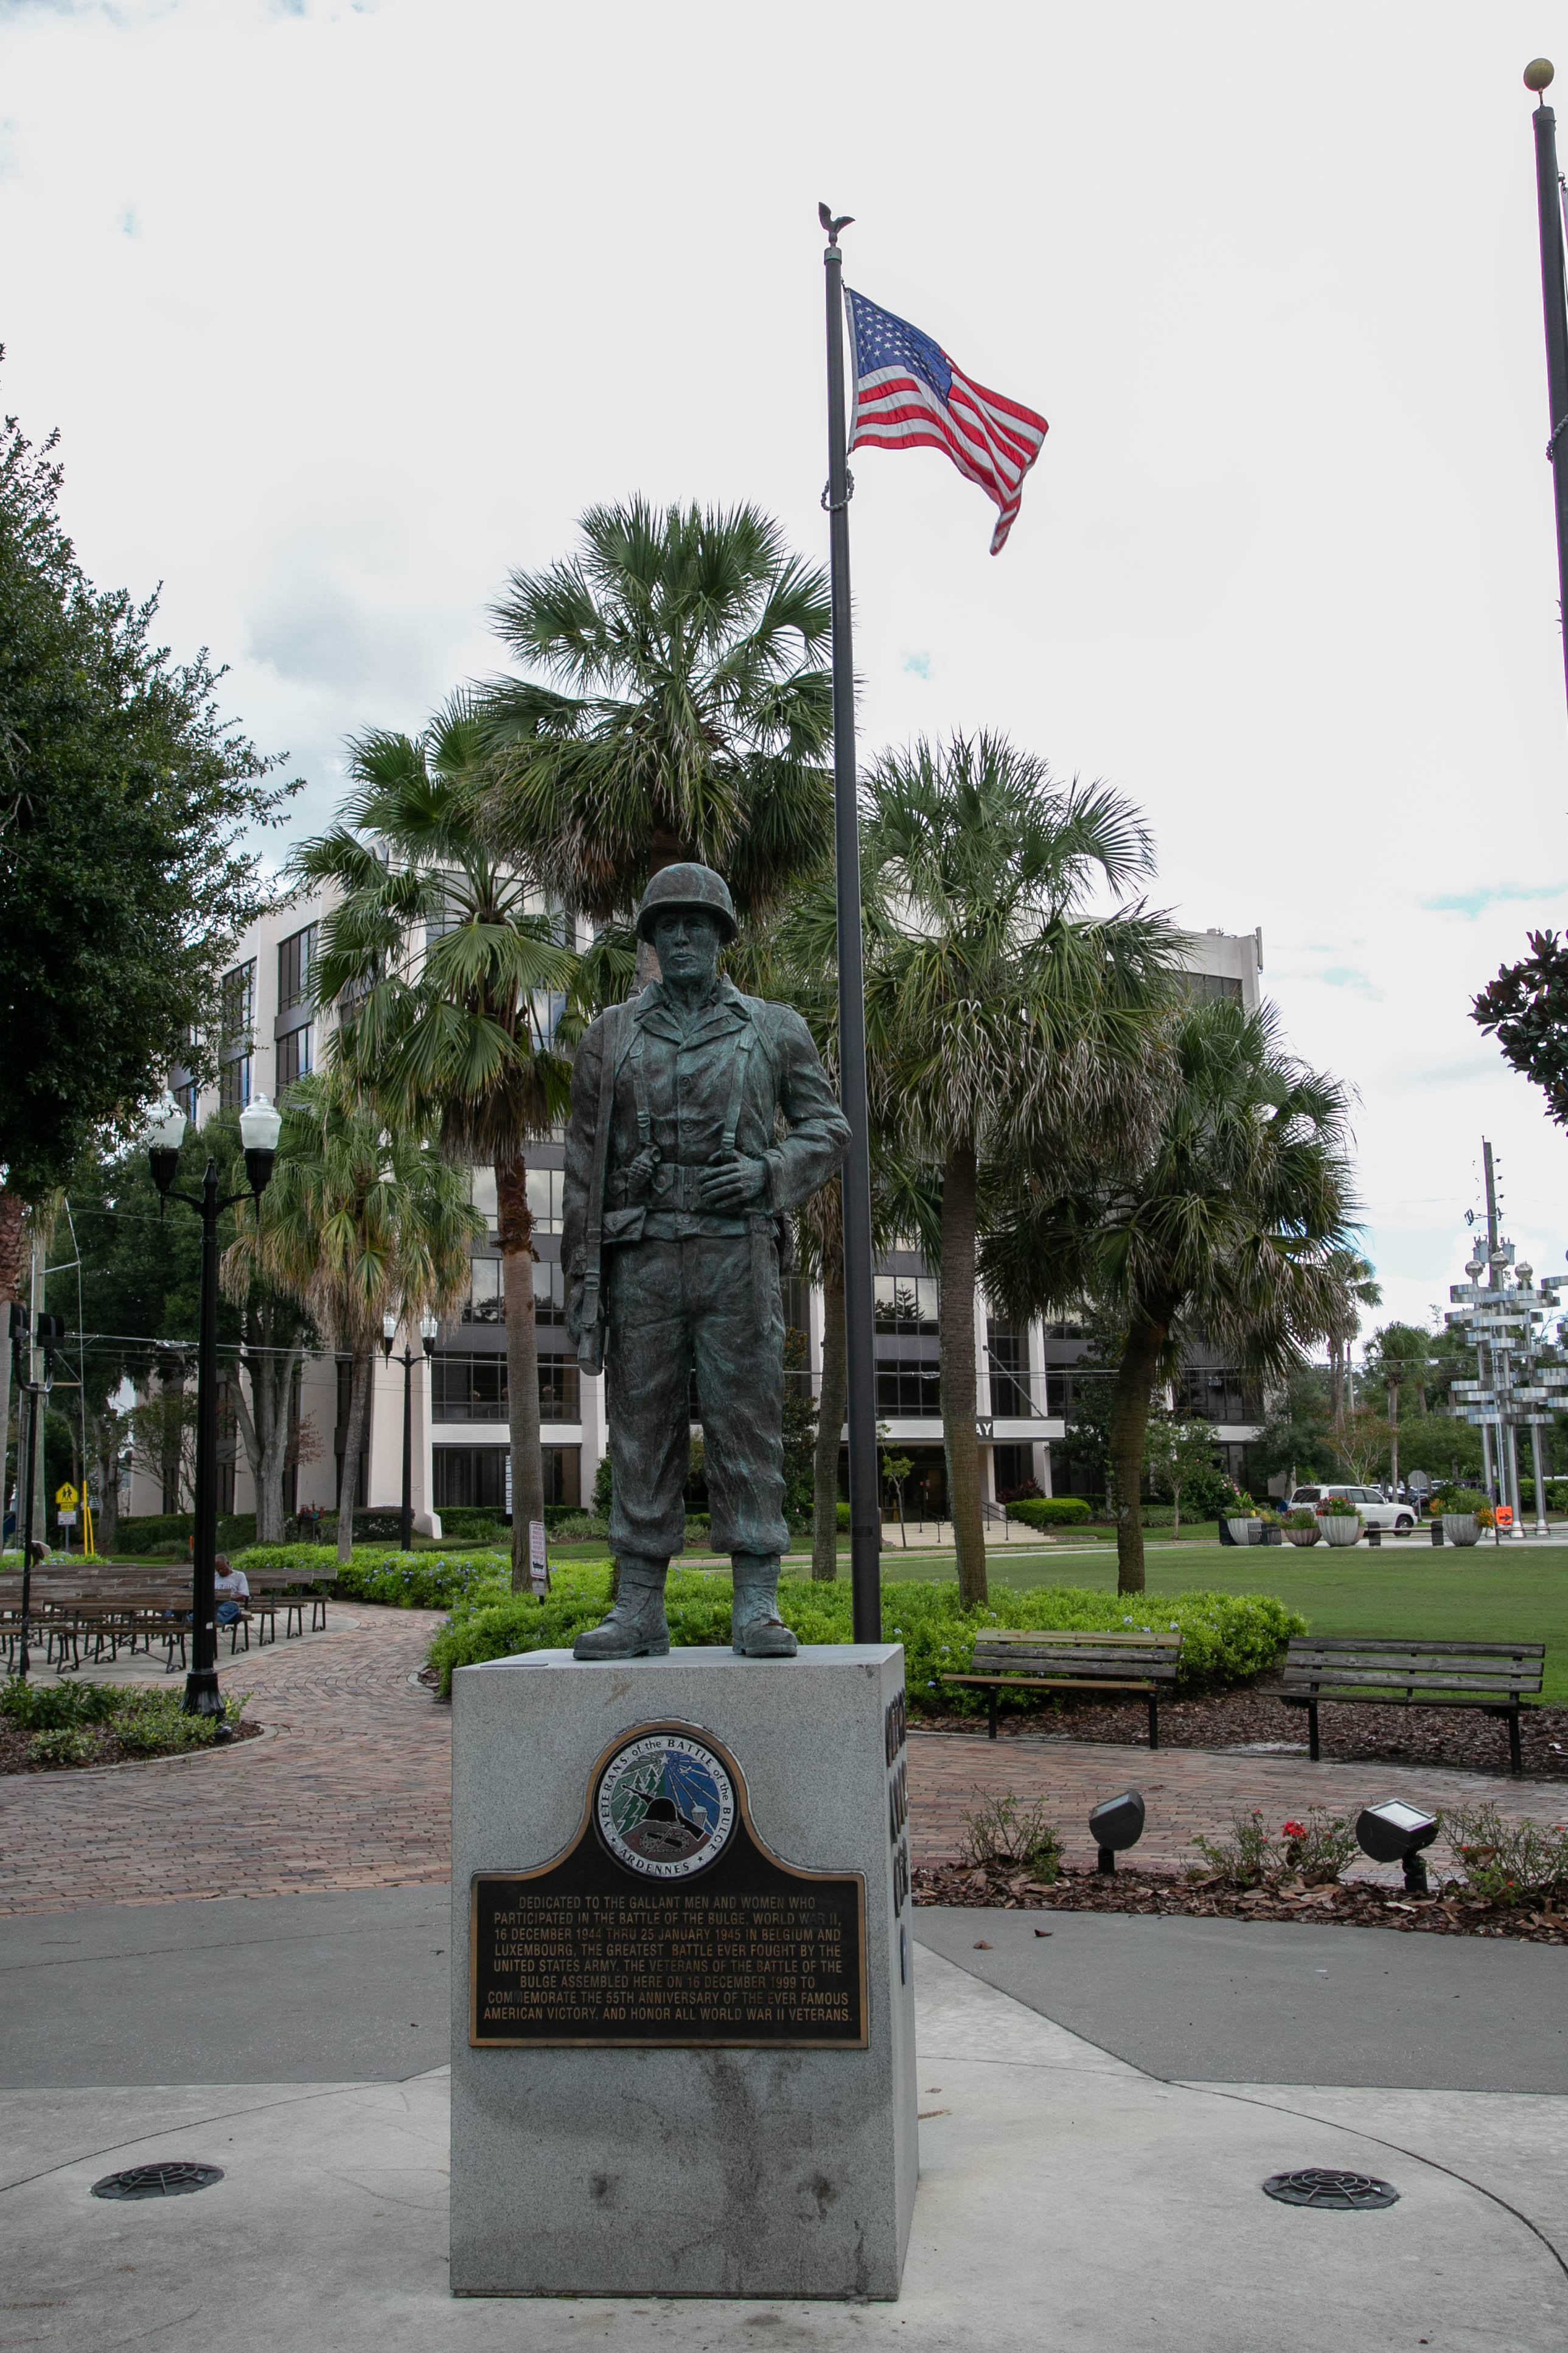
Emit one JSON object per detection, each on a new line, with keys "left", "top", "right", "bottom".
{"left": 730, "top": 1553, "right": 798, "bottom": 1657}
{"left": 572, "top": 1555, "right": 671, "bottom": 1660}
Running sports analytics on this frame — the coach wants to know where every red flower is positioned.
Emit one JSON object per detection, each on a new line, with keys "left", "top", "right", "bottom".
{"left": 1283, "top": 1821, "right": 1308, "bottom": 1839}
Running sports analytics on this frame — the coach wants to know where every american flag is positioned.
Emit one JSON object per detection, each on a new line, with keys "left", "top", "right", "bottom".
{"left": 845, "top": 287, "right": 1048, "bottom": 555}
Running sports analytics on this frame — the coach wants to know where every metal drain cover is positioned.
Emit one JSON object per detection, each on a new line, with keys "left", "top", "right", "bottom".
{"left": 1263, "top": 2167, "right": 1398, "bottom": 2211}
{"left": 92, "top": 2162, "right": 225, "bottom": 2201}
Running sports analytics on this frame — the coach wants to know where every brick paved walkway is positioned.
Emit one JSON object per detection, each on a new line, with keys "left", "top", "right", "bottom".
{"left": 0, "top": 1613, "right": 1559, "bottom": 1917}
{"left": 0, "top": 1607, "right": 451, "bottom": 1918}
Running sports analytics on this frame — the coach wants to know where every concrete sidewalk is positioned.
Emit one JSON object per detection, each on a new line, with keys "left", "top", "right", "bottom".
{"left": 2, "top": 1941, "right": 1564, "bottom": 2349}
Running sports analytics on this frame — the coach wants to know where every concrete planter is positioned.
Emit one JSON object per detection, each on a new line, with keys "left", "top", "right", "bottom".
{"left": 1284, "top": 1526, "right": 1321, "bottom": 1547}
{"left": 1225, "top": 1516, "right": 1261, "bottom": 1545}
{"left": 1319, "top": 1515, "right": 1362, "bottom": 1548}
{"left": 1441, "top": 1512, "right": 1481, "bottom": 1547}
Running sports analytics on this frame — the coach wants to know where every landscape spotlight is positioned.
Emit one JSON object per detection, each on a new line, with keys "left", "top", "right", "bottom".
{"left": 1356, "top": 1800, "right": 1438, "bottom": 1894}
{"left": 1089, "top": 1789, "right": 1146, "bottom": 1875}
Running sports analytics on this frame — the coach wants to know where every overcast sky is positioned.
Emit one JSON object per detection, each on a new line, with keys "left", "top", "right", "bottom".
{"left": 4, "top": 0, "right": 1568, "bottom": 1348}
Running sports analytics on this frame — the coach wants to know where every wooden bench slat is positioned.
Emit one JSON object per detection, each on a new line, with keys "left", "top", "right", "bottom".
{"left": 1278, "top": 1666, "right": 1542, "bottom": 1685}
{"left": 1284, "top": 1636, "right": 1544, "bottom": 1656}
{"left": 944, "top": 1673, "right": 1159, "bottom": 1691}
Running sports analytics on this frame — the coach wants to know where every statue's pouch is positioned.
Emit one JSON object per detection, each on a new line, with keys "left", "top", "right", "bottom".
{"left": 602, "top": 1206, "right": 647, "bottom": 1246}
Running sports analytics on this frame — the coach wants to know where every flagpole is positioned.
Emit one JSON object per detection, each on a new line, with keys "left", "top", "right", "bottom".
{"left": 821, "top": 208, "right": 883, "bottom": 1645}
{"left": 1526, "top": 59, "right": 1568, "bottom": 718}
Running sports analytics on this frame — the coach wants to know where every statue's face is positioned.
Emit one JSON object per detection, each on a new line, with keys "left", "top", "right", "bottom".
{"left": 652, "top": 908, "right": 722, "bottom": 985}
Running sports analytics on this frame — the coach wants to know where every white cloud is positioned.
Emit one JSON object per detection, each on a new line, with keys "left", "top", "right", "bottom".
{"left": 3, "top": 0, "right": 1567, "bottom": 1337}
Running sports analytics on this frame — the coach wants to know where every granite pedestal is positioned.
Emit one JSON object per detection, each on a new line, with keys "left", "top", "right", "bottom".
{"left": 449, "top": 1643, "right": 918, "bottom": 2299}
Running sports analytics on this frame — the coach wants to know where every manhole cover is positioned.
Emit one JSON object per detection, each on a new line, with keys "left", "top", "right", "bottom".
{"left": 91, "top": 2162, "right": 225, "bottom": 2201}
{"left": 1263, "top": 2168, "right": 1398, "bottom": 2211}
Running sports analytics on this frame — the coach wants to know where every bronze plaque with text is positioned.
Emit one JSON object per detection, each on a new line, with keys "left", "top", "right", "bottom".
{"left": 470, "top": 1722, "right": 867, "bottom": 2049}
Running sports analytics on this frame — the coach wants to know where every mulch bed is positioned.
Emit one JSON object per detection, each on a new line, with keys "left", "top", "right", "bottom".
{"left": 0, "top": 1716, "right": 263, "bottom": 1775}
{"left": 920, "top": 1687, "right": 1568, "bottom": 1778}
{"left": 913, "top": 1858, "right": 1568, "bottom": 1943}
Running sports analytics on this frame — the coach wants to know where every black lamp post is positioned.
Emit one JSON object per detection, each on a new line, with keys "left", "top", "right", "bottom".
{"left": 7, "top": 1306, "right": 63, "bottom": 1682}
{"left": 146, "top": 1088, "right": 282, "bottom": 1725}
{"left": 382, "top": 1309, "right": 439, "bottom": 1553}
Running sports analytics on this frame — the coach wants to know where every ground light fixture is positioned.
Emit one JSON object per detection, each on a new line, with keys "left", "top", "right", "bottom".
{"left": 1356, "top": 1800, "right": 1439, "bottom": 1893}
{"left": 1089, "top": 1789, "right": 1146, "bottom": 1874}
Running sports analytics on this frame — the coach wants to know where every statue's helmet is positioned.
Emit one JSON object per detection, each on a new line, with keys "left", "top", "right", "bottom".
{"left": 633, "top": 862, "right": 738, "bottom": 945}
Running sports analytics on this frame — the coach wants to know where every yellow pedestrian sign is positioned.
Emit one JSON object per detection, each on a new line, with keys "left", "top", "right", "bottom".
{"left": 55, "top": 1482, "right": 78, "bottom": 1511}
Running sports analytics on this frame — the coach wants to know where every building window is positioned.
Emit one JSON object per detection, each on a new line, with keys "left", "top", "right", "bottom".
{"left": 276, "top": 1024, "right": 313, "bottom": 1092}
{"left": 433, "top": 1446, "right": 510, "bottom": 1511}
{"left": 221, "top": 960, "right": 255, "bottom": 1047}
{"left": 1174, "top": 1367, "right": 1263, "bottom": 1423}
{"left": 542, "top": 1446, "right": 581, "bottom": 1506}
{"left": 431, "top": 1443, "right": 581, "bottom": 1513}
{"left": 1180, "top": 971, "right": 1244, "bottom": 1006}
{"left": 463, "top": 1257, "right": 504, "bottom": 1323}
{"left": 434, "top": 1358, "right": 508, "bottom": 1423}
{"left": 525, "top": 1167, "right": 566, "bottom": 1234}
{"left": 534, "top": 1262, "right": 569, "bottom": 1324}
{"left": 219, "top": 1055, "right": 253, "bottom": 1113}
{"left": 174, "top": 1079, "right": 198, "bottom": 1124}
{"left": 987, "top": 1320, "right": 1034, "bottom": 1418}
{"left": 538, "top": 1357, "right": 580, "bottom": 1422}
{"left": 876, "top": 1358, "right": 942, "bottom": 1417}
{"left": 874, "top": 1274, "right": 939, "bottom": 1334}
{"left": 277, "top": 925, "right": 317, "bottom": 1015}
{"left": 432, "top": 1352, "right": 580, "bottom": 1422}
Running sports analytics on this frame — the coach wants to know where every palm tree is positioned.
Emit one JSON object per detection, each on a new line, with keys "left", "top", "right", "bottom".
{"left": 478, "top": 499, "right": 834, "bottom": 935}
{"left": 293, "top": 699, "right": 585, "bottom": 1589}
{"left": 1326, "top": 1252, "right": 1382, "bottom": 1424}
{"left": 857, "top": 732, "right": 1176, "bottom": 1607}
{"left": 985, "top": 997, "right": 1358, "bottom": 1595}
{"left": 257, "top": 1069, "right": 481, "bottom": 1563}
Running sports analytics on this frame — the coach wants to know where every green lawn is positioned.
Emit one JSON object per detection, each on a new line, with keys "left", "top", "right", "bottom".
{"left": 857, "top": 1539, "right": 1568, "bottom": 1705}
{"left": 546, "top": 1531, "right": 1568, "bottom": 1705}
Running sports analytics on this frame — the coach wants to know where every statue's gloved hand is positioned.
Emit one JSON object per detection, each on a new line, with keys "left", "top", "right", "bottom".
{"left": 699, "top": 1150, "right": 768, "bottom": 1211}
{"left": 624, "top": 1145, "right": 661, "bottom": 1202}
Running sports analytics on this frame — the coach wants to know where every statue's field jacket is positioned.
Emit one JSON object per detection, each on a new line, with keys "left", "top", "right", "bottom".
{"left": 562, "top": 978, "right": 850, "bottom": 1287}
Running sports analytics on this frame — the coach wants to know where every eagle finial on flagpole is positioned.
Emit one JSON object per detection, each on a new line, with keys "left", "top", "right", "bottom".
{"left": 819, "top": 202, "right": 854, "bottom": 246}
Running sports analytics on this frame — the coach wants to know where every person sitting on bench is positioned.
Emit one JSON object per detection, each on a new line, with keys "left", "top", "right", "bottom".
{"left": 213, "top": 1556, "right": 249, "bottom": 1628}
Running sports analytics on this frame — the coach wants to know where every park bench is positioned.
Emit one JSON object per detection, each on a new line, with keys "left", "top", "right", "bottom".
{"left": 1260, "top": 1636, "right": 1545, "bottom": 1775}
{"left": 941, "top": 1628, "right": 1184, "bottom": 1744}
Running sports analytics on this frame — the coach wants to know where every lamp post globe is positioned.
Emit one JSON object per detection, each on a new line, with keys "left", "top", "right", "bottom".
{"left": 146, "top": 1091, "right": 187, "bottom": 1198}
{"left": 239, "top": 1091, "right": 282, "bottom": 1198}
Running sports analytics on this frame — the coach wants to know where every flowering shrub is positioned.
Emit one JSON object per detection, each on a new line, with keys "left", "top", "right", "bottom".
{"left": 427, "top": 1572, "right": 1305, "bottom": 1705}
{"left": 1438, "top": 1803, "right": 1568, "bottom": 1907}
{"left": 1191, "top": 1806, "right": 1356, "bottom": 1889}
{"left": 958, "top": 1792, "right": 1062, "bottom": 1881}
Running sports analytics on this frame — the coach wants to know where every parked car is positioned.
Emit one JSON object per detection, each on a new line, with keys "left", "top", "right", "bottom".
{"left": 1284, "top": 1483, "right": 1415, "bottom": 1534}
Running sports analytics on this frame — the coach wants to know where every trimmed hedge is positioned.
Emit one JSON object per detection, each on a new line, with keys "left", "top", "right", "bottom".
{"left": 1006, "top": 1497, "right": 1093, "bottom": 1529}
{"left": 232, "top": 1542, "right": 515, "bottom": 1610}
{"left": 426, "top": 1568, "right": 1305, "bottom": 1710}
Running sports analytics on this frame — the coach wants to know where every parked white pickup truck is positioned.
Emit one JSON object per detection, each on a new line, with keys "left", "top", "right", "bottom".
{"left": 1284, "top": 1483, "right": 1416, "bottom": 1534}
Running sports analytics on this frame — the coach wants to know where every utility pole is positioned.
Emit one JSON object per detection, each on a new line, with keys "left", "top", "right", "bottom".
{"left": 1483, "top": 1140, "right": 1526, "bottom": 1538}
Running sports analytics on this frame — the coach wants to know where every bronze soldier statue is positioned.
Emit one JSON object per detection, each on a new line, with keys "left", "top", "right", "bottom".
{"left": 563, "top": 864, "right": 850, "bottom": 1660}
